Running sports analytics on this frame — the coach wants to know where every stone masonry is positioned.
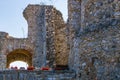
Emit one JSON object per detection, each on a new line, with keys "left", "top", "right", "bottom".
{"left": 0, "top": 0, "right": 120, "bottom": 80}
{"left": 68, "top": 0, "right": 120, "bottom": 80}
{"left": 0, "top": 5, "right": 68, "bottom": 69}
{"left": 0, "top": 70, "right": 75, "bottom": 80}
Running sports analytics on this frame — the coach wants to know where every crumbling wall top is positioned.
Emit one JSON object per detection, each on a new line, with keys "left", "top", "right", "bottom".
{"left": 23, "top": 4, "right": 54, "bottom": 20}
{"left": 0, "top": 32, "right": 9, "bottom": 38}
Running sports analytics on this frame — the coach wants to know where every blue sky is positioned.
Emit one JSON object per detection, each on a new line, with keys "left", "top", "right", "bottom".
{"left": 0, "top": 0, "right": 67, "bottom": 38}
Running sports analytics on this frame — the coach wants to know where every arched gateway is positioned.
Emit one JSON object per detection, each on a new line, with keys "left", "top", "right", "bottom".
{"left": 6, "top": 49, "right": 32, "bottom": 68}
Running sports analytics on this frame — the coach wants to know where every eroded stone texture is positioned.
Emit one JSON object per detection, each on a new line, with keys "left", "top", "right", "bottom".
{"left": 78, "top": 27, "right": 120, "bottom": 80}
{"left": 83, "top": 0, "right": 120, "bottom": 32}
{"left": 23, "top": 5, "right": 47, "bottom": 67}
{"left": 0, "top": 36, "right": 34, "bottom": 69}
{"left": 68, "top": 0, "right": 120, "bottom": 80}
{"left": 0, "top": 0, "right": 120, "bottom": 79}
{"left": 45, "top": 6, "right": 68, "bottom": 66}
{"left": 23, "top": 5, "right": 68, "bottom": 67}
{"left": 67, "top": 1, "right": 81, "bottom": 79}
{"left": 0, "top": 70, "right": 76, "bottom": 80}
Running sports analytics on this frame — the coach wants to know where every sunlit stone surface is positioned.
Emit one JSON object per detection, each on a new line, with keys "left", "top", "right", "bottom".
{"left": 0, "top": 0, "right": 120, "bottom": 80}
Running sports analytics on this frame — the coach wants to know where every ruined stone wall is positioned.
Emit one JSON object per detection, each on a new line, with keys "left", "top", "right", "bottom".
{"left": 23, "top": 5, "right": 68, "bottom": 67}
{"left": 78, "top": 26, "right": 120, "bottom": 80}
{"left": 45, "top": 6, "right": 68, "bottom": 66}
{"left": 5, "top": 38, "right": 33, "bottom": 68}
{"left": 0, "top": 4, "right": 68, "bottom": 69}
{"left": 0, "top": 34, "right": 33, "bottom": 69}
{"left": 23, "top": 5, "right": 46, "bottom": 67}
{"left": 68, "top": 0, "right": 120, "bottom": 79}
{"left": 67, "top": 0, "right": 81, "bottom": 73}
{"left": 0, "top": 70, "right": 75, "bottom": 80}
{"left": 53, "top": 9, "right": 68, "bottom": 66}
{"left": 83, "top": 0, "right": 120, "bottom": 32}
{"left": 0, "top": 0, "right": 120, "bottom": 79}
{"left": 45, "top": 6, "right": 56, "bottom": 67}
{"left": 0, "top": 32, "right": 8, "bottom": 69}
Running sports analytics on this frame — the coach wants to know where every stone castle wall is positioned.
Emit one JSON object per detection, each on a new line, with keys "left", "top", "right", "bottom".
{"left": 23, "top": 5, "right": 68, "bottom": 67}
{"left": 0, "top": 35, "right": 33, "bottom": 69}
{"left": 0, "top": 0, "right": 120, "bottom": 79}
{"left": 0, "top": 70, "right": 75, "bottom": 80}
{"left": 0, "top": 5, "right": 68, "bottom": 69}
{"left": 23, "top": 5, "right": 47, "bottom": 67}
{"left": 45, "top": 6, "right": 68, "bottom": 66}
{"left": 68, "top": 0, "right": 120, "bottom": 79}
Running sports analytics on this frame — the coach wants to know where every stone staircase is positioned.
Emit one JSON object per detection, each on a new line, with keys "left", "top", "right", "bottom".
{"left": 0, "top": 70, "right": 76, "bottom": 80}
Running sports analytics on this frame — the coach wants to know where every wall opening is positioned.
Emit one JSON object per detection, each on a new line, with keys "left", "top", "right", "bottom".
{"left": 9, "top": 61, "right": 28, "bottom": 69}
{"left": 6, "top": 49, "right": 32, "bottom": 68}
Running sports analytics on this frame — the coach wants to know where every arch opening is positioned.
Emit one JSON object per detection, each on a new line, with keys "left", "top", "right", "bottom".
{"left": 6, "top": 49, "right": 32, "bottom": 68}
{"left": 9, "top": 61, "right": 28, "bottom": 69}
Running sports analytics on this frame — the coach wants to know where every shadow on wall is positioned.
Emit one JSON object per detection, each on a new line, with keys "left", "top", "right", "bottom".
{"left": 6, "top": 49, "right": 32, "bottom": 68}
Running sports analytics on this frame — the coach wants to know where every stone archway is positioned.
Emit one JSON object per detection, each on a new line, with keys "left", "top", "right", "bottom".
{"left": 6, "top": 49, "right": 32, "bottom": 68}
